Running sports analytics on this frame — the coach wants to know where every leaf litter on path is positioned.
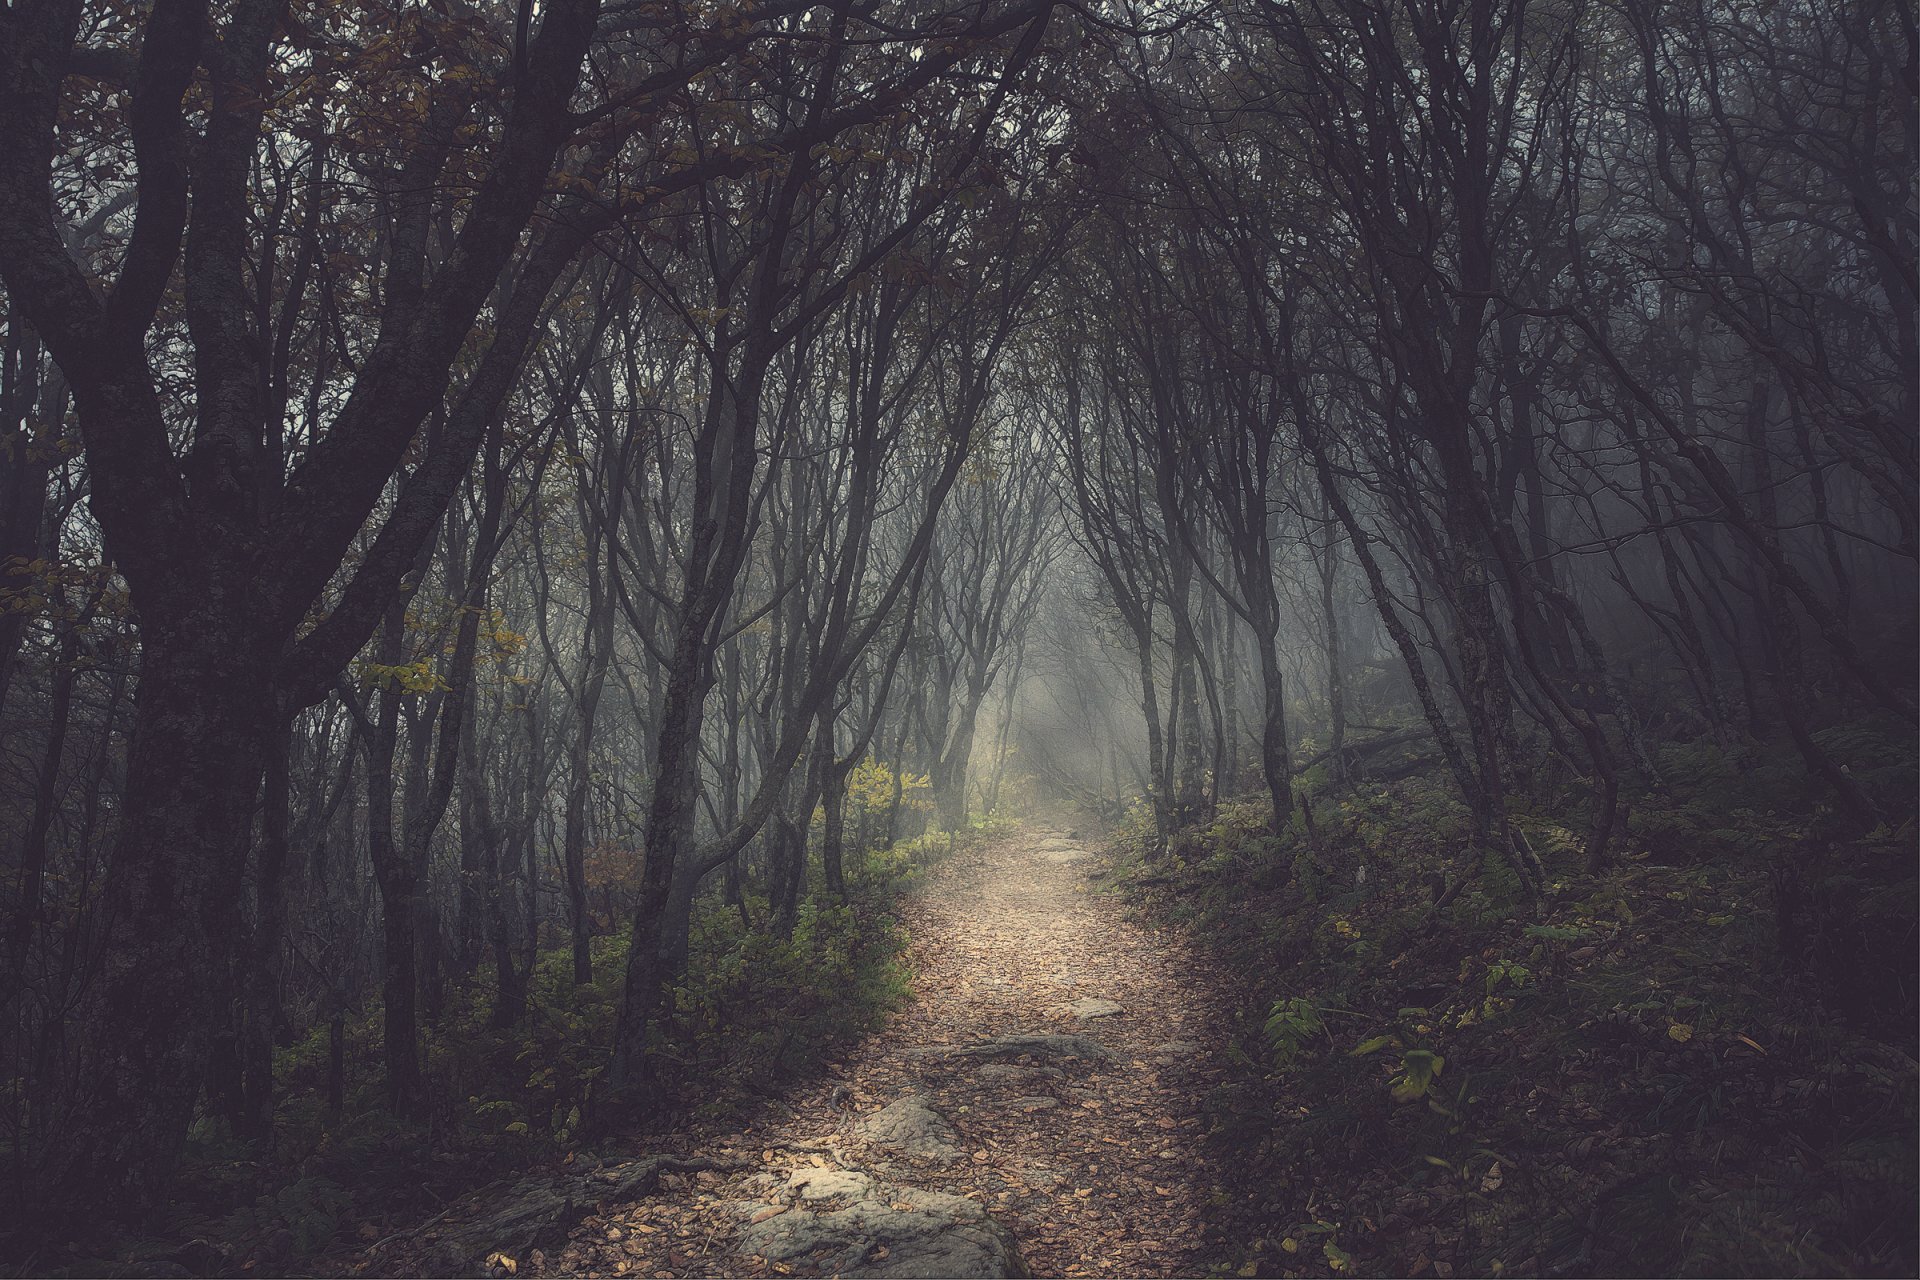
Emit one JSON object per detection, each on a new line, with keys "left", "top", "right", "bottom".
{"left": 364, "top": 821, "right": 1238, "bottom": 1278}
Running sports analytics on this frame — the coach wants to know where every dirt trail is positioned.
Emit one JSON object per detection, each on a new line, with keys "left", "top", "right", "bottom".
{"left": 394, "top": 821, "right": 1236, "bottom": 1279}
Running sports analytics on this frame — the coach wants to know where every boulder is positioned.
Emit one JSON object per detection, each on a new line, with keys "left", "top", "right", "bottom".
{"left": 737, "top": 1168, "right": 1025, "bottom": 1278}
{"left": 969, "top": 1061, "right": 1059, "bottom": 1086}
{"left": 408, "top": 1155, "right": 746, "bottom": 1275}
{"left": 1147, "top": 1039, "right": 1203, "bottom": 1064}
{"left": 1050, "top": 997, "right": 1122, "bottom": 1020}
{"left": 858, "top": 1095, "right": 963, "bottom": 1163}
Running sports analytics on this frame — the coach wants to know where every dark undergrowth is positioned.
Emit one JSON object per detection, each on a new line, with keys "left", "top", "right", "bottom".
{"left": 1114, "top": 719, "right": 1917, "bottom": 1279}
{"left": 12, "top": 829, "right": 980, "bottom": 1279}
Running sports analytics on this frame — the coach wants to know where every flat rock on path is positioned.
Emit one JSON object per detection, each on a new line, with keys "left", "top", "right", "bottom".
{"left": 1050, "top": 997, "right": 1124, "bottom": 1021}
{"left": 857, "top": 1095, "right": 963, "bottom": 1164}
{"left": 733, "top": 1167, "right": 1022, "bottom": 1278}
{"left": 359, "top": 821, "right": 1233, "bottom": 1279}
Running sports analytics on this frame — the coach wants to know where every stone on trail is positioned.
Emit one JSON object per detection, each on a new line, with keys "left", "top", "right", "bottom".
{"left": 1029, "top": 836, "right": 1090, "bottom": 867}
{"left": 858, "top": 1095, "right": 963, "bottom": 1163}
{"left": 790, "top": 1167, "right": 880, "bottom": 1201}
{"left": 410, "top": 1154, "right": 746, "bottom": 1274}
{"left": 921, "top": 1033, "right": 1114, "bottom": 1065}
{"left": 1050, "top": 996, "right": 1123, "bottom": 1020}
{"left": 970, "top": 1061, "right": 1059, "bottom": 1086}
{"left": 737, "top": 1167, "right": 1025, "bottom": 1278}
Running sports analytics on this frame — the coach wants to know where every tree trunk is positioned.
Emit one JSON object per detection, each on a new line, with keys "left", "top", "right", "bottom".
{"left": 240, "top": 715, "right": 294, "bottom": 1140}
{"left": 38, "top": 625, "right": 274, "bottom": 1216}
{"left": 1254, "top": 615, "right": 1295, "bottom": 831}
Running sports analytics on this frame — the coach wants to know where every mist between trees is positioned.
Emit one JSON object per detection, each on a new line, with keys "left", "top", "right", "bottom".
{"left": 0, "top": 0, "right": 1911, "bottom": 1252}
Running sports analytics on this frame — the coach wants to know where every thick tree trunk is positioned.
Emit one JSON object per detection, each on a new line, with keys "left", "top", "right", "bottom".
{"left": 1319, "top": 537, "right": 1349, "bottom": 786}
{"left": 39, "top": 626, "right": 274, "bottom": 1217}
{"left": 364, "top": 679, "right": 425, "bottom": 1118}
{"left": 1442, "top": 478, "right": 1512, "bottom": 843}
{"left": 821, "top": 776, "right": 848, "bottom": 899}
{"left": 606, "top": 643, "right": 706, "bottom": 1103}
{"left": 933, "top": 691, "right": 984, "bottom": 832}
{"left": 1254, "top": 617, "right": 1295, "bottom": 830}
{"left": 562, "top": 722, "right": 596, "bottom": 988}
{"left": 240, "top": 716, "right": 294, "bottom": 1140}
{"left": 1130, "top": 615, "right": 1170, "bottom": 855}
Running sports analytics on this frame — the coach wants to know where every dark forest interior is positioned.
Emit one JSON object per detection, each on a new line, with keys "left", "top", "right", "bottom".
{"left": 0, "top": 0, "right": 1914, "bottom": 1276}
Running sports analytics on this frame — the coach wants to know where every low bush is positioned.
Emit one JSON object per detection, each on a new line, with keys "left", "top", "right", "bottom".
{"left": 1120, "top": 725, "right": 1918, "bottom": 1278}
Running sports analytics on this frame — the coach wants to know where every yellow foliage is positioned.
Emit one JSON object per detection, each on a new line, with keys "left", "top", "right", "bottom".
{"left": 848, "top": 756, "right": 933, "bottom": 815}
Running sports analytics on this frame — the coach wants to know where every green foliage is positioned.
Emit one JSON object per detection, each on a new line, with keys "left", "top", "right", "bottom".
{"left": 1124, "top": 723, "right": 1918, "bottom": 1278}
{"left": 217, "top": 1175, "right": 355, "bottom": 1256}
{"left": 669, "top": 897, "right": 908, "bottom": 1111}
{"left": 1263, "top": 997, "right": 1326, "bottom": 1070}
{"left": 173, "top": 840, "right": 928, "bottom": 1275}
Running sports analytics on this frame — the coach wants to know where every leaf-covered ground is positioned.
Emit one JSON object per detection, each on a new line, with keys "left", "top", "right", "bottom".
{"left": 1116, "top": 754, "right": 1918, "bottom": 1279}
{"left": 349, "top": 821, "right": 1241, "bottom": 1278}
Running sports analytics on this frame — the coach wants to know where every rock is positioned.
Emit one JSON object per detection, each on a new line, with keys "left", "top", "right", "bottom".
{"left": 737, "top": 1168, "right": 1024, "bottom": 1278}
{"left": 858, "top": 1095, "right": 963, "bottom": 1163}
{"left": 1147, "top": 1039, "right": 1202, "bottom": 1063}
{"left": 922, "top": 1033, "right": 1114, "bottom": 1065}
{"left": 418, "top": 1155, "right": 747, "bottom": 1274}
{"left": 791, "top": 1167, "right": 879, "bottom": 1201}
{"left": 1050, "top": 997, "right": 1122, "bottom": 1020}
{"left": 1040, "top": 849, "right": 1086, "bottom": 864}
{"left": 1006, "top": 1096, "right": 1059, "bottom": 1112}
{"left": 970, "top": 1062, "right": 1058, "bottom": 1085}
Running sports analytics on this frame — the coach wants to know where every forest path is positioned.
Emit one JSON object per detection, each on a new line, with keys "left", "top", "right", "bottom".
{"left": 529, "top": 820, "right": 1236, "bottom": 1278}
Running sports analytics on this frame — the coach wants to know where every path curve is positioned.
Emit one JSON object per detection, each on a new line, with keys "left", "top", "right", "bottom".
{"left": 482, "top": 821, "right": 1233, "bottom": 1278}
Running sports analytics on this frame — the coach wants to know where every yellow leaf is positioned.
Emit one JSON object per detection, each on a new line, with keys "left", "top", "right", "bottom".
{"left": 1281, "top": 1238, "right": 1299, "bottom": 1253}
{"left": 1668, "top": 1023, "right": 1694, "bottom": 1043}
{"left": 485, "top": 1253, "right": 518, "bottom": 1275}
{"left": 1238, "top": 1263, "right": 1259, "bottom": 1276}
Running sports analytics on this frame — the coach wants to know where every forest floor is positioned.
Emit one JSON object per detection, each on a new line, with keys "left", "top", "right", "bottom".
{"left": 349, "top": 820, "right": 1241, "bottom": 1279}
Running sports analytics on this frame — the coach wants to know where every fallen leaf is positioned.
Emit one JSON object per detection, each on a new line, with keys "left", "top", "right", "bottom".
{"left": 972, "top": 1149, "right": 990, "bottom": 1163}
{"left": 1480, "top": 1162, "right": 1503, "bottom": 1193}
{"left": 749, "top": 1205, "right": 787, "bottom": 1224}
{"left": 484, "top": 1253, "right": 517, "bottom": 1276}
